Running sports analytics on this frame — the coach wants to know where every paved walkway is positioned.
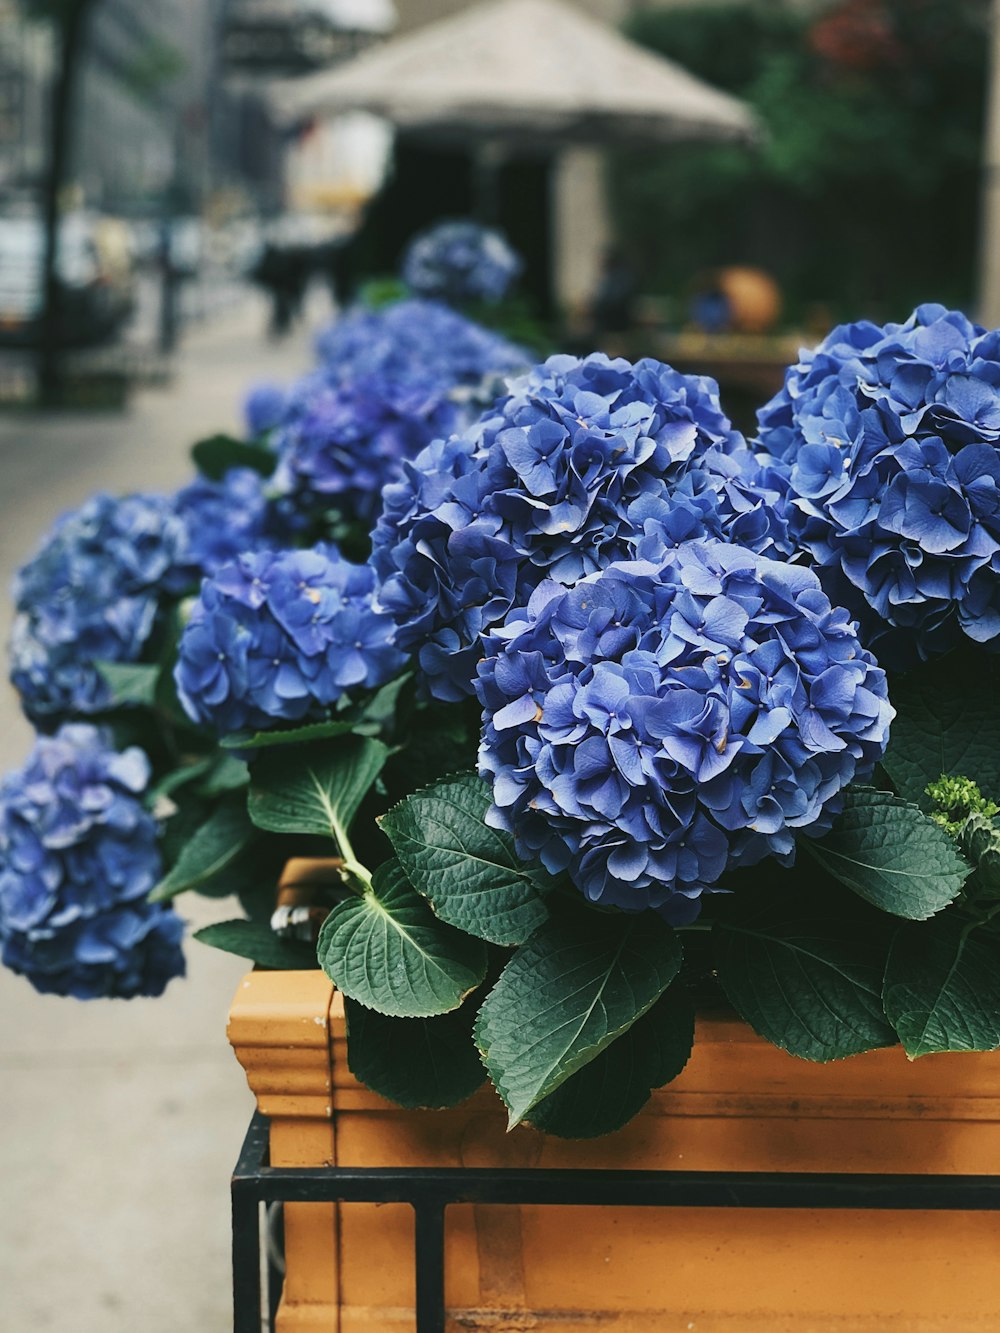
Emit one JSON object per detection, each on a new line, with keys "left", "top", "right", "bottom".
{"left": 0, "top": 292, "right": 328, "bottom": 1332}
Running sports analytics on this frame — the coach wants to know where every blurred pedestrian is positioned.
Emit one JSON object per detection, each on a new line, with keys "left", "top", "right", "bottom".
{"left": 157, "top": 220, "right": 180, "bottom": 354}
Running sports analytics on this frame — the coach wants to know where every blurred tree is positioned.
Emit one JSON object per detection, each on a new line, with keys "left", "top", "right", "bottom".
{"left": 21, "top": 0, "right": 99, "bottom": 404}
{"left": 613, "top": 0, "right": 990, "bottom": 322}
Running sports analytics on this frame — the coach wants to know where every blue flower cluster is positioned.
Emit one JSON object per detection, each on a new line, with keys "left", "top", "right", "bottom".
{"left": 10, "top": 493, "right": 190, "bottom": 724}
{"left": 372, "top": 352, "right": 784, "bottom": 701}
{"left": 272, "top": 374, "right": 459, "bottom": 528}
{"left": 0, "top": 725, "right": 185, "bottom": 998}
{"left": 402, "top": 220, "right": 523, "bottom": 306}
{"left": 477, "top": 541, "right": 893, "bottom": 923}
{"left": 314, "top": 299, "right": 527, "bottom": 399}
{"left": 757, "top": 303, "right": 1000, "bottom": 665}
{"left": 244, "top": 381, "right": 288, "bottom": 438}
{"left": 174, "top": 467, "right": 280, "bottom": 578}
{"left": 175, "top": 544, "right": 406, "bottom": 734}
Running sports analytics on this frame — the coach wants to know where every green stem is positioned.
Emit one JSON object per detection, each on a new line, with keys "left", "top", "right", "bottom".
{"left": 329, "top": 816, "right": 373, "bottom": 894}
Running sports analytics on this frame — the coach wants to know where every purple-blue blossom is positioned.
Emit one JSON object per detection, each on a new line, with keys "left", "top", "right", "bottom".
{"left": 314, "top": 299, "right": 527, "bottom": 401}
{"left": 0, "top": 725, "right": 185, "bottom": 999}
{"left": 10, "top": 493, "right": 190, "bottom": 724}
{"left": 476, "top": 540, "right": 893, "bottom": 923}
{"left": 173, "top": 467, "right": 283, "bottom": 577}
{"left": 175, "top": 544, "right": 406, "bottom": 735}
{"left": 371, "top": 352, "right": 783, "bottom": 701}
{"left": 272, "top": 373, "right": 459, "bottom": 529}
{"left": 756, "top": 303, "right": 1000, "bottom": 665}
{"left": 244, "top": 382, "right": 289, "bottom": 438}
{"left": 402, "top": 220, "right": 523, "bottom": 306}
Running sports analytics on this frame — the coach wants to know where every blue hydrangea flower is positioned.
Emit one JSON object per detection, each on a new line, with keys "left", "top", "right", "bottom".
{"left": 756, "top": 303, "right": 1000, "bottom": 665}
{"left": 314, "top": 299, "right": 527, "bottom": 402}
{"left": 244, "top": 382, "right": 288, "bottom": 438}
{"left": 477, "top": 540, "right": 893, "bottom": 923}
{"left": 173, "top": 467, "right": 282, "bottom": 577}
{"left": 0, "top": 724, "right": 185, "bottom": 999}
{"left": 175, "top": 544, "right": 406, "bottom": 735}
{"left": 371, "top": 352, "right": 783, "bottom": 701}
{"left": 402, "top": 220, "right": 523, "bottom": 306}
{"left": 272, "top": 373, "right": 460, "bottom": 529}
{"left": 10, "top": 493, "right": 190, "bottom": 724}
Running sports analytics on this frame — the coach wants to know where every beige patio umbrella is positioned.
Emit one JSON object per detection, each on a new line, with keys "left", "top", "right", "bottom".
{"left": 268, "top": 0, "right": 758, "bottom": 146}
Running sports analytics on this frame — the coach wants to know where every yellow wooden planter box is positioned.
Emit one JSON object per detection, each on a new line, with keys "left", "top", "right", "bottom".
{"left": 229, "top": 962, "right": 1000, "bottom": 1333}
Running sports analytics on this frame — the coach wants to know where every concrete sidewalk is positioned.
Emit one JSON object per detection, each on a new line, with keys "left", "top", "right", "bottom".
{"left": 0, "top": 294, "right": 326, "bottom": 1332}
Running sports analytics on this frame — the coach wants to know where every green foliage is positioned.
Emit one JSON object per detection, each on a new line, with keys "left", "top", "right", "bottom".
{"left": 883, "top": 912, "right": 1000, "bottom": 1057}
{"left": 927, "top": 776, "right": 1000, "bottom": 837}
{"left": 193, "top": 919, "right": 315, "bottom": 970}
{"left": 344, "top": 996, "right": 487, "bottom": 1109}
{"left": 614, "top": 0, "right": 989, "bottom": 316}
{"left": 714, "top": 879, "right": 897, "bottom": 1061}
{"left": 316, "top": 859, "right": 488, "bottom": 1018}
{"left": 882, "top": 652, "right": 1000, "bottom": 808}
{"left": 525, "top": 983, "right": 695, "bottom": 1139}
{"left": 379, "top": 774, "right": 551, "bottom": 946}
{"left": 958, "top": 815, "right": 1000, "bottom": 900}
{"left": 801, "top": 788, "right": 969, "bottom": 920}
{"left": 150, "top": 797, "right": 256, "bottom": 902}
{"left": 221, "top": 719, "right": 358, "bottom": 752}
{"left": 247, "top": 737, "right": 388, "bottom": 849}
{"left": 190, "top": 434, "right": 276, "bottom": 481}
{"left": 475, "top": 912, "right": 683, "bottom": 1128}
{"left": 95, "top": 661, "right": 160, "bottom": 709}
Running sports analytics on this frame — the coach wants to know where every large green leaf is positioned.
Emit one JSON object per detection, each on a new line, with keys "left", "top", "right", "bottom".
{"left": 317, "top": 859, "right": 488, "bottom": 1018}
{"left": 344, "top": 997, "right": 487, "bottom": 1109}
{"left": 95, "top": 661, "right": 160, "bottom": 709}
{"left": 882, "top": 652, "right": 1000, "bottom": 806}
{"left": 150, "top": 798, "right": 256, "bottom": 902}
{"left": 221, "top": 718, "right": 358, "bottom": 752}
{"left": 802, "top": 788, "right": 969, "bottom": 920}
{"left": 883, "top": 913, "right": 1000, "bottom": 1057}
{"left": 379, "top": 774, "right": 550, "bottom": 946}
{"left": 526, "top": 982, "right": 695, "bottom": 1139}
{"left": 714, "top": 881, "right": 897, "bottom": 1062}
{"left": 475, "top": 912, "right": 683, "bottom": 1128}
{"left": 248, "top": 737, "right": 387, "bottom": 844}
{"left": 191, "top": 433, "right": 276, "bottom": 480}
{"left": 194, "top": 919, "right": 315, "bottom": 970}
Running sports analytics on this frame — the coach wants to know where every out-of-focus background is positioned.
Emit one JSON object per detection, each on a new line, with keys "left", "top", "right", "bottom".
{"left": 0, "top": 0, "right": 996, "bottom": 1328}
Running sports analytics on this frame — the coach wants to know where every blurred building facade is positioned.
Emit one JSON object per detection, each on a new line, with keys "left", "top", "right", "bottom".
{"left": 0, "top": 0, "right": 286, "bottom": 217}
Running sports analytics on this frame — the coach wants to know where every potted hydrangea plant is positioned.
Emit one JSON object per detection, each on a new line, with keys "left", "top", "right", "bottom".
{"left": 4, "top": 284, "right": 1000, "bottom": 1327}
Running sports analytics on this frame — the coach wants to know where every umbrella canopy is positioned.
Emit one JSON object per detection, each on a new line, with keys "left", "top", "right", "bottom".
{"left": 269, "top": 0, "right": 758, "bottom": 147}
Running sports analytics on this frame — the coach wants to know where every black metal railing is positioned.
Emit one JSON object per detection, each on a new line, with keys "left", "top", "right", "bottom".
{"left": 232, "top": 1110, "right": 1000, "bottom": 1333}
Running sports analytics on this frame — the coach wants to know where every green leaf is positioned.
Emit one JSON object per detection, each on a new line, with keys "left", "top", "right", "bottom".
{"left": 150, "top": 758, "right": 215, "bottom": 803}
{"left": 95, "top": 661, "right": 160, "bottom": 709}
{"left": 883, "top": 913, "right": 1000, "bottom": 1057}
{"left": 958, "top": 814, "right": 1000, "bottom": 900}
{"left": 193, "top": 919, "right": 315, "bottom": 970}
{"left": 344, "top": 996, "right": 487, "bottom": 1109}
{"left": 221, "top": 718, "right": 358, "bottom": 751}
{"left": 882, "top": 651, "right": 1000, "bottom": 807}
{"left": 802, "top": 788, "right": 969, "bottom": 920}
{"left": 379, "top": 774, "right": 551, "bottom": 946}
{"left": 475, "top": 912, "right": 683, "bottom": 1128}
{"left": 248, "top": 737, "right": 388, "bottom": 843}
{"left": 714, "top": 880, "right": 897, "bottom": 1062}
{"left": 196, "top": 754, "right": 250, "bottom": 798}
{"left": 316, "top": 859, "right": 488, "bottom": 1018}
{"left": 191, "top": 433, "right": 276, "bottom": 480}
{"left": 150, "top": 798, "right": 256, "bottom": 902}
{"left": 526, "top": 983, "right": 695, "bottom": 1139}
